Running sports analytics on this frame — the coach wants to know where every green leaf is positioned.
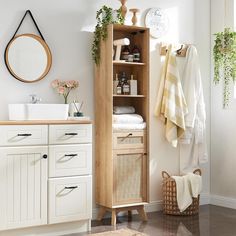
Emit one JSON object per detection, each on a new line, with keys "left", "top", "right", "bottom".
{"left": 213, "top": 27, "right": 236, "bottom": 108}
{"left": 92, "top": 5, "right": 125, "bottom": 65}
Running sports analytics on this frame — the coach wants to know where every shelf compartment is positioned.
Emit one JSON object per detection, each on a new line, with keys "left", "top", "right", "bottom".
{"left": 113, "top": 95, "right": 146, "bottom": 98}
{"left": 113, "top": 61, "right": 146, "bottom": 66}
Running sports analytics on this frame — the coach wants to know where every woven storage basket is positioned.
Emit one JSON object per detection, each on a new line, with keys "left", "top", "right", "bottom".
{"left": 162, "top": 169, "right": 201, "bottom": 216}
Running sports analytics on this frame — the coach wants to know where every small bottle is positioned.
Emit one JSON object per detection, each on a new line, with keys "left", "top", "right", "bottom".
{"left": 130, "top": 74, "right": 137, "bottom": 95}
{"left": 132, "top": 45, "right": 141, "bottom": 62}
{"left": 123, "top": 79, "right": 130, "bottom": 95}
{"left": 113, "top": 74, "right": 119, "bottom": 94}
{"left": 120, "top": 72, "right": 127, "bottom": 89}
{"left": 116, "top": 80, "right": 122, "bottom": 95}
{"left": 121, "top": 46, "right": 130, "bottom": 61}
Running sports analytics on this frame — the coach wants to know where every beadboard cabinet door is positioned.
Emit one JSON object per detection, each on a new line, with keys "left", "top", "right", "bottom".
{"left": 0, "top": 146, "right": 48, "bottom": 231}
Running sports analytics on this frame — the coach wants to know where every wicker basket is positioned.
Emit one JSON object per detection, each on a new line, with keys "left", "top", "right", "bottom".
{"left": 162, "top": 169, "right": 201, "bottom": 216}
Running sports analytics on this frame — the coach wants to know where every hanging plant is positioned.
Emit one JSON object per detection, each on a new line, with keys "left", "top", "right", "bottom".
{"left": 92, "top": 5, "right": 124, "bottom": 65}
{"left": 213, "top": 28, "right": 236, "bottom": 108}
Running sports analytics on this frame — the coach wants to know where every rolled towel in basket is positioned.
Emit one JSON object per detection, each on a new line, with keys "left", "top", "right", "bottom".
{"left": 113, "top": 114, "right": 144, "bottom": 124}
{"left": 172, "top": 173, "right": 202, "bottom": 212}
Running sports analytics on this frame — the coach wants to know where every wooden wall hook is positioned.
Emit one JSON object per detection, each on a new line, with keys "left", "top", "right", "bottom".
{"left": 160, "top": 43, "right": 190, "bottom": 57}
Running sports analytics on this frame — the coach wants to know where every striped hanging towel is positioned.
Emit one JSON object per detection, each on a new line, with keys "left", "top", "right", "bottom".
{"left": 154, "top": 45, "right": 188, "bottom": 147}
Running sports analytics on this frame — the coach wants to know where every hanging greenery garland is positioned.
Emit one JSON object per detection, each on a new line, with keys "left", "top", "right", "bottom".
{"left": 213, "top": 28, "right": 236, "bottom": 108}
{"left": 92, "top": 5, "right": 124, "bottom": 65}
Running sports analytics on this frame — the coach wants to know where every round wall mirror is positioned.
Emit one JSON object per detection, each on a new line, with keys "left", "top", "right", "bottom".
{"left": 5, "top": 34, "right": 52, "bottom": 83}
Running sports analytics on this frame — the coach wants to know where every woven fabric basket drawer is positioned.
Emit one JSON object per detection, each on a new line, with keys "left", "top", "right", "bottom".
{"left": 113, "top": 130, "right": 146, "bottom": 150}
{"left": 162, "top": 169, "right": 201, "bottom": 216}
{"left": 113, "top": 149, "right": 148, "bottom": 205}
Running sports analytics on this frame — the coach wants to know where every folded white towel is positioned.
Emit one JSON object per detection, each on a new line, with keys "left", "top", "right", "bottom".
{"left": 112, "top": 122, "right": 146, "bottom": 130}
{"left": 113, "top": 106, "right": 135, "bottom": 114}
{"left": 172, "top": 173, "right": 202, "bottom": 212}
{"left": 113, "top": 114, "right": 143, "bottom": 124}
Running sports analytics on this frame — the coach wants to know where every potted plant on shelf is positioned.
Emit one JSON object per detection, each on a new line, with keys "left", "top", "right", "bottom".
{"left": 92, "top": 5, "right": 124, "bottom": 65}
{"left": 213, "top": 28, "right": 236, "bottom": 108}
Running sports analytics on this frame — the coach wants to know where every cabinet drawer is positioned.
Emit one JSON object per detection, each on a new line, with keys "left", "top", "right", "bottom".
{"left": 49, "top": 144, "right": 92, "bottom": 177}
{"left": 48, "top": 176, "right": 92, "bottom": 224}
{"left": 0, "top": 125, "right": 47, "bottom": 146}
{"left": 113, "top": 130, "right": 146, "bottom": 150}
{"left": 49, "top": 124, "right": 92, "bottom": 144}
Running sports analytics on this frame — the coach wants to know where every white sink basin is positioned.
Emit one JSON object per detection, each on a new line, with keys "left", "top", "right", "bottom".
{"left": 8, "top": 104, "right": 69, "bottom": 120}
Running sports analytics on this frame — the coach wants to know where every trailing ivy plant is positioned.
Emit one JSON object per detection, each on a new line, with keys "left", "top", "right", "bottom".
{"left": 213, "top": 28, "right": 236, "bottom": 108}
{"left": 92, "top": 5, "right": 124, "bottom": 65}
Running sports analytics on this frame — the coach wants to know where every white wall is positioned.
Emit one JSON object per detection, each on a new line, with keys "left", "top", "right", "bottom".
{"left": 211, "top": 0, "right": 236, "bottom": 201}
{"left": 0, "top": 0, "right": 211, "bottom": 209}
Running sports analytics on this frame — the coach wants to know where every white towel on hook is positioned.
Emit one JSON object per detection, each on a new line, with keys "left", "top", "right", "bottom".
{"left": 179, "top": 45, "right": 208, "bottom": 174}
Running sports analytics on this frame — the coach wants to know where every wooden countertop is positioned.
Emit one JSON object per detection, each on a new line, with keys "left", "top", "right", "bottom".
{"left": 0, "top": 120, "right": 92, "bottom": 125}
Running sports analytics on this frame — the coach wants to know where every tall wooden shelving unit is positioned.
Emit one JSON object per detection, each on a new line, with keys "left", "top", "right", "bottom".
{"left": 95, "top": 24, "right": 149, "bottom": 225}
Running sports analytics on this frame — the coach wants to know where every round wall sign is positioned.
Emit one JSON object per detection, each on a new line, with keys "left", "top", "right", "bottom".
{"left": 145, "top": 8, "right": 169, "bottom": 39}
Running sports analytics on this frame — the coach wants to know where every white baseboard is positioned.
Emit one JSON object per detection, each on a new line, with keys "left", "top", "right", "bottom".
{"left": 200, "top": 193, "right": 210, "bottom": 205}
{"left": 210, "top": 195, "right": 236, "bottom": 210}
{"left": 144, "top": 200, "right": 163, "bottom": 212}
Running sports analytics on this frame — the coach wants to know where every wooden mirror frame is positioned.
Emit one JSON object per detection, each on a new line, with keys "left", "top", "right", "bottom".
{"left": 5, "top": 33, "right": 52, "bottom": 83}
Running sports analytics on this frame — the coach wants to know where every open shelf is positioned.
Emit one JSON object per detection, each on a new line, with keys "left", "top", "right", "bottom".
{"left": 113, "top": 94, "right": 146, "bottom": 98}
{"left": 113, "top": 61, "right": 146, "bottom": 66}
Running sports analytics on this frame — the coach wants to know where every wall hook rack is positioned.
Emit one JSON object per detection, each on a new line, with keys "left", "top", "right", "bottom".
{"left": 160, "top": 43, "right": 190, "bottom": 57}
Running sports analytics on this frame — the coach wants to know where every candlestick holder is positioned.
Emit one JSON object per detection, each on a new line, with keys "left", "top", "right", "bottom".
{"left": 130, "top": 8, "right": 140, "bottom": 26}
{"left": 119, "top": 0, "right": 127, "bottom": 19}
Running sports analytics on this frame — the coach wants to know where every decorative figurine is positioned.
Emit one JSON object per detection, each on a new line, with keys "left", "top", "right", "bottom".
{"left": 119, "top": 0, "right": 127, "bottom": 19}
{"left": 129, "top": 8, "right": 140, "bottom": 26}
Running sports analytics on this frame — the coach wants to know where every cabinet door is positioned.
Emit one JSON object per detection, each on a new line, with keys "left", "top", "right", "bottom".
{"left": 0, "top": 146, "right": 48, "bottom": 230}
{"left": 113, "top": 149, "right": 148, "bottom": 206}
{"left": 48, "top": 176, "right": 92, "bottom": 224}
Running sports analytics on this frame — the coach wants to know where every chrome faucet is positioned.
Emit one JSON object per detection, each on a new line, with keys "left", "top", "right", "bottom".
{"left": 29, "top": 94, "right": 42, "bottom": 104}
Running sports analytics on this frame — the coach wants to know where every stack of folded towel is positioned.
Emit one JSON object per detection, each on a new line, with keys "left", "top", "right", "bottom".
{"left": 113, "top": 106, "right": 146, "bottom": 130}
{"left": 172, "top": 173, "right": 202, "bottom": 212}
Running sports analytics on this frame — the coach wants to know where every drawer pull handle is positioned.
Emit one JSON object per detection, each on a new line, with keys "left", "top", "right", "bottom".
{"left": 121, "top": 133, "right": 133, "bottom": 142}
{"left": 65, "top": 133, "right": 78, "bottom": 136}
{"left": 42, "top": 154, "right": 48, "bottom": 159}
{"left": 65, "top": 186, "right": 78, "bottom": 190}
{"left": 17, "top": 133, "right": 32, "bottom": 137}
{"left": 64, "top": 154, "right": 78, "bottom": 157}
